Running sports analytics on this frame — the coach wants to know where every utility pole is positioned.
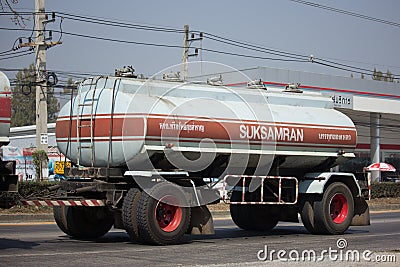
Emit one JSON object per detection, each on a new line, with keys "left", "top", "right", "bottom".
{"left": 35, "top": 0, "right": 48, "bottom": 154}
{"left": 370, "top": 113, "right": 381, "bottom": 182}
{"left": 181, "top": 25, "right": 203, "bottom": 81}
{"left": 17, "top": 0, "right": 61, "bottom": 179}
{"left": 182, "top": 24, "right": 189, "bottom": 81}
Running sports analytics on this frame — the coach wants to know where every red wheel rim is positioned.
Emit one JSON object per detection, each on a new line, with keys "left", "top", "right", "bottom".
{"left": 330, "top": 193, "right": 349, "bottom": 224}
{"left": 155, "top": 195, "right": 182, "bottom": 232}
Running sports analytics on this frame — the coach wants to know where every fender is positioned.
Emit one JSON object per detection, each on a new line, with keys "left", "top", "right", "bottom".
{"left": 299, "top": 172, "right": 369, "bottom": 226}
{"left": 298, "top": 172, "right": 361, "bottom": 197}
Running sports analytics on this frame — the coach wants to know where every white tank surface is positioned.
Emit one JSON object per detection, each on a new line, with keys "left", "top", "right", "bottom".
{"left": 56, "top": 76, "right": 356, "bottom": 176}
{"left": 0, "top": 71, "right": 11, "bottom": 146}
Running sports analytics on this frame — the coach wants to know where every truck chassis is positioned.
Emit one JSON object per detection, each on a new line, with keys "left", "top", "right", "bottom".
{"left": 15, "top": 167, "right": 370, "bottom": 245}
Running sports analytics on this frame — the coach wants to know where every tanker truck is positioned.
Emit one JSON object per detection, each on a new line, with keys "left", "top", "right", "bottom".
{"left": 20, "top": 69, "right": 369, "bottom": 245}
{"left": 0, "top": 71, "right": 18, "bottom": 208}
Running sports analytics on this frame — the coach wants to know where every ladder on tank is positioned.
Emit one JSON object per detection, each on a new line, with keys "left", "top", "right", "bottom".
{"left": 75, "top": 76, "right": 103, "bottom": 167}
{"left": 74, "top": 76, "right": 120, "bottom": 169}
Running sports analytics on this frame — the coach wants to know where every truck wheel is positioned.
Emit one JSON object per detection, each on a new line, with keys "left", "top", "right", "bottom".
{"left": 249, "top": 205, "right": 279, "bottom": 231}
{"left": 136, "top": 182, "right": 191, "bottom": 245}
{"left": 54, "top": 206, "right": 114, "bottom": 239}
{"left": 313, "top": 182, "right": 354, "bottom": 234}
{"left": 300, "top": 197, "right": 317, "bottom": 234}
{"left": 122, "top": 188, "right": 142, "bottom": 243}
{"left": 230, "top": 189, "right": 251, "bottom": 229}
{"left": 53, "top": 206, "right": 71, "bottom": 235}
{"left": 230, "top": 189, "right": 278, "bottom": 231}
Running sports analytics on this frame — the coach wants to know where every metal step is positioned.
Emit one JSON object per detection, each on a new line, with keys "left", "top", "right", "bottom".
{"left": 78, "top": 103, "right": 94, "bottom": 107}
{"left": 78, "top": 145, "right": 93, "bottom": 149}
{"left": 78, "top": 137, "right": 92, "bottom": 141}
{"left": 77, "top": 116, "right": 94, "bottom": 120}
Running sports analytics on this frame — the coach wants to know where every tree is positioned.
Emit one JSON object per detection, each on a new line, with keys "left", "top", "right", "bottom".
{"left": 61, "top": 78, "right": 75, "bottom": 95}
{"left": 11, "top": 64, "right": 60, "bottom": 127}
{"left": 372, "top": 68, "right": 383, "bottom": 81}
{"left": 372, "top": 67, "right": 394, "bottom": 82}
{"left": 385, "top": 69, "right": 394, "bottom": 82}
{"left": 32, "top": 149, "right": 48, "bottom": 181}
{"left": 0, "top": 0, "right": 30, "bottom": 27}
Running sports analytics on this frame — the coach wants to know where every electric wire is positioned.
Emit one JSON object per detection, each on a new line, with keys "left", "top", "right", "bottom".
{"left": 54, "top": 11, "right": 400, "bottom": 75}
{"left": 289, "top": 0, "right": 400, "bottom": 28}
{"left": 0, "top": 50, "right": 34, "bottom": 61}
{"left": 57, "top": 12, "right": 184, "bottom": 33}
{"left": 1, "top": 10, "right": 400, "bottom": 79}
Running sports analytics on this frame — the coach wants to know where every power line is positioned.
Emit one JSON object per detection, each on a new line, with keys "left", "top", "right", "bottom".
{"left": 203, "top": 34, "right": 307, "bottom": 61}
{"left": 1, "top": 12, "right": 400, "bottom": 78}
{"left": 0, "top": 48, "right": 33, "bottom": 57}
{"left": 52, "top": 12, "right": 310, "bottom": 61}
{"left": 51, "top": 29, "right": 309, "bottom": 63}
{"left": 56, "top": 12, "right": 184, "bottom": 33}
{"left": 51, "top": 29, "right": 182, "bottom": 48}
{"left": 289, "top": 0, "right": 400, "bottom": 28}
{"left": 0, "top": 50, "right": 34, "bottom": 61}
{"left": 202, "top": 32, "right": 308, "bottom": 60}
{"left": 0, "top": 48, "right": 14, "bottom": 55}
{"left": 3, "top": 12, "right": 386, "bottom": 75}
{"left": 317, "top": 58, "right": 385, "bottom": 74}
{"left": 53, "top": 11, "right": 400, "bottom": 73}
{"left": 322, "top": 56, "right": 400, "bottom": 71}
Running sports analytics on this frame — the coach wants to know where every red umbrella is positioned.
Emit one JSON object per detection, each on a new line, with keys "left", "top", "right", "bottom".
{"left": 365, "top": 163, "right": 396, "bottom": 172}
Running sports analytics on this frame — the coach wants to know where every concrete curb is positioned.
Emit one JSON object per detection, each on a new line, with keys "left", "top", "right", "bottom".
{"left": 369, "top": 204, "right": 400, "bottom": 211}
{"left": 1, "top": 205, "right": 400, "bottom": 223}
{"left": 0, "top": 213, "right": 55, "bottom": 223}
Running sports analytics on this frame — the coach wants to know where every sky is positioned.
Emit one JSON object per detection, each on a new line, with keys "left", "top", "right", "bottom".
{"left": 1, "top": 0, "right": 400, "bottom": 86}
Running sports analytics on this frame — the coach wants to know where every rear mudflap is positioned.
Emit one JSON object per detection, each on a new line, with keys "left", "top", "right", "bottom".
{"left": 351, "top": 197, "right": 370, "bottom": 226}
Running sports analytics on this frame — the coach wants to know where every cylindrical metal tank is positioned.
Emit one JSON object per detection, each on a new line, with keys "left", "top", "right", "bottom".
{"left": 0, "top": 71, "right": 11, "bottom": 147}
{"left": 56, "top": 76, "right": 356, "bottom": 176}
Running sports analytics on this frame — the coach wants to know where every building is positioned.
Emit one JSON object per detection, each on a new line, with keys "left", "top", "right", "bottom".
{"left": 7, "top": 123, "right": 58, "bottom": 180}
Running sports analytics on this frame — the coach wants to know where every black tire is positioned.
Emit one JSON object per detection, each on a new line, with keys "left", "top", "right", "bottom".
{"left": 54, "top": 206, "right": 114, "bottom": 239}
{"left": 136, "top": 182, "right": 191, "bottom": 245}
{"left": 230, "top": 207, "right": 253, "bottom": 230}
{"left": 230, "top": 189, "right": 253, "bottom": 230}
{"left": 122, "top": 188, "right": 142, "bottom": 243}
{"left": 249, "top": 205, "right": 279, "bottom": 231}
{"left": 300, "top": 197, "right": 317, "bottom": 234}
{"left": 230, "top": 189, "right": 278, "bottom": 231}
{"left": 53, "top": 206, "right": 71, "bottom": 235}
{"left": 313, "top": 182, "right": 354, "bottom": 234}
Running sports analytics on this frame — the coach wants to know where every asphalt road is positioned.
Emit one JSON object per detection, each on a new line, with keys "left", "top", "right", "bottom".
{"left": 0, "top": 212, "right": 399, "bottom": 266}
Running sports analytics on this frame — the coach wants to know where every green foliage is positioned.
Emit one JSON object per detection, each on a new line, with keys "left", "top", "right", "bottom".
{"left": 61, "top": 78, "right": 74, "bottom": 95}
{"left": 32, "top": 149, "right": 48, "bottom": 180}
{"left": 11, "top": 64, "right": 60, "bottom": 127}
{"left": 371, "top": 182, "right": 400, "bottom": 198}
{"left": 385, "top": 69, "right": 394, "bottom": 82}
{"left": 372, "top": 67, "right": 394, "bottom": 82}
{"left": 11, "top": 64, "right": 36, "bottom": 127}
